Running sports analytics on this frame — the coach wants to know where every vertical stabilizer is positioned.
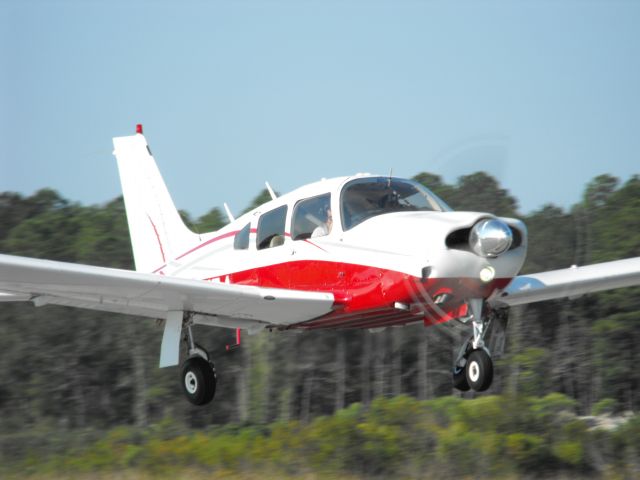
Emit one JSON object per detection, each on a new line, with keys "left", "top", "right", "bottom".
{"left": 113, "top": 132, "right": 198, "bottom": 272}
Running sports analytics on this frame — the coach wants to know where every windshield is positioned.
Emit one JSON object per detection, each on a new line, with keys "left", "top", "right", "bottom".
{"left": 340, "top": 177, "right": 451, "bottom": 230}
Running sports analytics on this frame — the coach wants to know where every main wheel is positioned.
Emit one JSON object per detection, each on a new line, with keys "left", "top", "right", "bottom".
{"left": 181, "top": 356, "right": 217, "bottom": 406}
{"left": 453, "top": 366, "right": 470, "bottom": 391}
{"left": 465, "top": 349, "right": 493, "bottom": 392}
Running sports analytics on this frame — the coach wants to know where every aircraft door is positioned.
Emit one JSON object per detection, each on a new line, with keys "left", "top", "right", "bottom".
{"left": 255, "top": 205, "right": 292, "bottom": 289}
{"left": 289, "top": 193, "right": 345, "bottom": 292}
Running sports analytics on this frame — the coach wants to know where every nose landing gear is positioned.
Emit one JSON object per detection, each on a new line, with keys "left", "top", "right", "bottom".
{"left": 452, "top": 298, "right": 494, "bottom": 393}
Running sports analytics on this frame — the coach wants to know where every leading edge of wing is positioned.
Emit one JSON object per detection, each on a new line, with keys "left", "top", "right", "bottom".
{"left": 491, "top": 257, "right": 640, "bottom": 307}
{"left": 0, "top": 254, "right": 334, "bottom": 326}
{"left": 0, "top": 291, "right": 31, "bottom": 302}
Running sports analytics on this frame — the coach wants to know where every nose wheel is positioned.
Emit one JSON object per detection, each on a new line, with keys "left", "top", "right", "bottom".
{"left": 453, "top": 365, "right": 470, "bottom": 391}
{"left": 453, "top": 346, "right": 494, "bottom": 393}
{"left": 464, "top": 349, "right": 493, "bottom": 391}
{"left": 452, "top": 299, "right": 494, "bottom": 393}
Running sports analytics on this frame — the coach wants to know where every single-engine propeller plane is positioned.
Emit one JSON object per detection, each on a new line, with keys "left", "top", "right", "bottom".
{"left": 1, "top": 126, "right": 639, "bottom": 405}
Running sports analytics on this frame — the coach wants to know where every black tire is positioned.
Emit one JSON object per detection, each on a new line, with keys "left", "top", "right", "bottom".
{"left": 453, "top": 366, "right": 470, "bottom": 391}
{"left": 181, "top": 356, "right": 217, "bottom": 406}
{"left": 465, "top": 349, "right": 493, "bottom": 392}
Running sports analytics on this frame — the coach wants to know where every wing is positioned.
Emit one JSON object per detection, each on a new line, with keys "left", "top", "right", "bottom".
{"left": 0, "top": 253, "right": 334, "bottom": 328}
{"left": 0, "top": 292, "right": 31, "bottom": 302}
{"left": 491, "top": 257, "right": 640, "bottom": 307}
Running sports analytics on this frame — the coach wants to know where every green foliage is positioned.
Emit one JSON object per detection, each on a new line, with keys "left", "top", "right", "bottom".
{"left": 587, "top": 176, "right": 640, "bottom": 262}
{"left": 510, "top": 348, "right": 552, "bottom": 397}
{"left": 73, "top": 198, "right": 133, "bottom": 268}
{"left": 552, "top": 439, "right": 583, "bottom": 466}
{"left": 196, "top": 207, "right": 227, "bottom": 233}
{"left": 412, "top": 172, "right": 456, "bottom": 205}
{"left": 592, "top": 398, "right": 618, "bottom": 416}
{"left": 412, "top": 171, "right": 518, "bottom": 216}
{"left": 592, "top": 312, "right": 640, "bottom": 404}
{"left": 504, "top": 433, "right": 545, "bottom": 470}
{"left": 3, "top": 201, "right": 84, "bottom": 261}
{"left": 450, "top": 172, "right": 519, "bottom": 216}
{"left": 522, "top": 204, "right": 578, "bottom": 273}
{"left": 0, "top": 189, "right": 69, "bottom": 244}
{"left": 3, "top": 395, "right": 635, "bottom": 478}
{"left": 529, "top": 393, "right": 578, "bottom": 425}
{"left": 583, "top": 174, "right": 619, "bottom": 209}
{"left": 242, "top": 188, "right": 275, "bottom": 214}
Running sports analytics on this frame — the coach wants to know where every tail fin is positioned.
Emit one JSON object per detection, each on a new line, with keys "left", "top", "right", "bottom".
{"left": 113, "top": 131, "right": 198, "bottom": 272}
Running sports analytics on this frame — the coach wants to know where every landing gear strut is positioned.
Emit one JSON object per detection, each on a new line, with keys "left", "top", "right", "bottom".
{"left": 180, "top": 324, "right": 217, "bottom": 406}
{"left": 452, "top": 298, "right": 494, "bottom": 393}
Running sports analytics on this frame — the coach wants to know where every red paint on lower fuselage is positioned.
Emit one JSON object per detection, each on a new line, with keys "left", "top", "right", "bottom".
{"left": 207, "top": 260, "right": 511, "bottom": 329}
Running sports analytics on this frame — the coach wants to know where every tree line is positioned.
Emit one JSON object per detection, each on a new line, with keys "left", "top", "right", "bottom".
{"left": 0, "top": 171, "right": 638, "bottom": 442}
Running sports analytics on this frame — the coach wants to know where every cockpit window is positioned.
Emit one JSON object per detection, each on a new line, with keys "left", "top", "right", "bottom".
{"left": 340, "top": 177, "right": 451, "bottom": 230}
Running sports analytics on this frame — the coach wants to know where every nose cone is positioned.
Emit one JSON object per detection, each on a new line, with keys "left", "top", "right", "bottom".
{"left": 469, "top": 219, "right": 513, "bottom": 258}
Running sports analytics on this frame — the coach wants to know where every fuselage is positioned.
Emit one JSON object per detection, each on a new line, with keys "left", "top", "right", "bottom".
{"left": 150, "top": 174, "right": 527, "bottom": 329}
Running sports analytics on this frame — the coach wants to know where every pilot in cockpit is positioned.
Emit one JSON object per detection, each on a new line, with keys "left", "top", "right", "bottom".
{"left": 311, "top": 205, "right": 333, "bottom": 238}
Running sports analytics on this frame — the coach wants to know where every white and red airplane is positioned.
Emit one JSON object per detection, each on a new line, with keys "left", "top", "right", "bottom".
{"left": 1, "top": 126, "right": 639, "bottom": 405}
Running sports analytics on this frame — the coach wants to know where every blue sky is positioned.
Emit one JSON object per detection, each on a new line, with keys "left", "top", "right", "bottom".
{"left": 1, "top": 0, "right": 639, "bottom": 219}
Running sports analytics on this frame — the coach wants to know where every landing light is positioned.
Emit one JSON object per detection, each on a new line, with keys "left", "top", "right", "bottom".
{"left": 479, "top": 266, "right": 496, "bottom": 283}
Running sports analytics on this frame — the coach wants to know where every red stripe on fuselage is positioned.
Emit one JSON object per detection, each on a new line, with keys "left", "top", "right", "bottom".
{"left": 204, "top": 260, "right": 511, "bottom": 329}
{"left": 147, "top": 224, "right": 511, "bottom": 328}
{"left": 176, "top": 230, "right": 239, "bottom": 260}
{"left": 153, "top": 228, "right": 260, "bottom": 272}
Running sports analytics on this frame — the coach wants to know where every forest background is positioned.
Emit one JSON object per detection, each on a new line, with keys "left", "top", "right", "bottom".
{"left": 0, "top": 170, "right": 639, "bottom": 479}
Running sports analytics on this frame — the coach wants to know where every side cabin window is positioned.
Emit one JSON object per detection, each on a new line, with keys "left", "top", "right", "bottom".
{"left": 234, "top": 223, "right": 251, "bottom": 250}
{"left": 292, "top": 193, "right": 332, "bottom": 240}
{"left": 257, "top": 205, "right": 287, "bottom": 250}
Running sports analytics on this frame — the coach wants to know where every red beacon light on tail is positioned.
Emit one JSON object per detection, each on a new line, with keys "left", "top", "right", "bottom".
{"left": 136, "top": 124, "right": 143, "bottom": 134}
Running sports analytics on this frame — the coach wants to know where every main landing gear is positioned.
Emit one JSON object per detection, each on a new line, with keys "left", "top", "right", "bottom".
{"left": 452, "top": 298, "right": 494, "bottom": 393}
{"left": 180, "top": 324, "right": 217, "bottom": 406}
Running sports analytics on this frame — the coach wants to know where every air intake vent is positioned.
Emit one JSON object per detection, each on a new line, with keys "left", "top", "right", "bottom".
{"left": 445, "top": 228, "right": 471, "bottom": 249}
{"left": 509, "top": 226, "right": 522, "bottom": 250}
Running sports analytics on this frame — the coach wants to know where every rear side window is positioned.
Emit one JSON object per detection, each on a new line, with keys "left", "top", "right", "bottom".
{"left": 257, "top": 206, "right": 287, "bottom": 250}
{"left": 234, "top": 223, "right": 251, "bottom": 250}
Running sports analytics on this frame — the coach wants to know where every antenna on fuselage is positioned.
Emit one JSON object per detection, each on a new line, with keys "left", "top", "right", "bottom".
{"left": 265, "top": 181, "right": 277, "bottom": 200}
{"left": 223, "top": 202, "right": 235, "bottom": 222}
{"left": 388, "top": 168, "right": 393, "bottom": 187}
